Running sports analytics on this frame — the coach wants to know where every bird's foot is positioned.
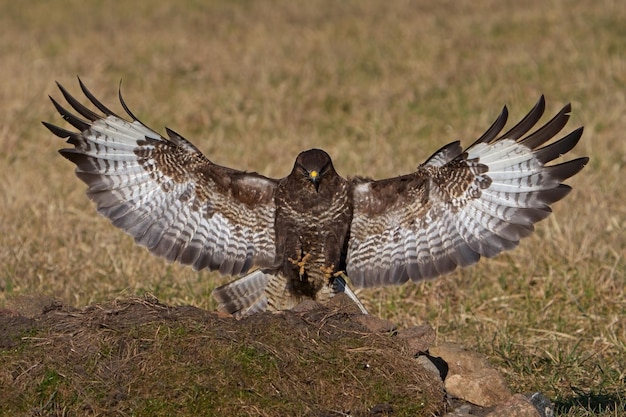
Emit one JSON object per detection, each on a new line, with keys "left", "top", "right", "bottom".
{"left": 288, "top": 251, "right": 312, "bottom": 277}
{"left": 320, "top": 264, "right": 339, "bottom": 281}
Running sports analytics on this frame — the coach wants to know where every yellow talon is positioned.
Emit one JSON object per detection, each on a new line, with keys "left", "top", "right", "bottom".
{"left": 289, "top": 251, "right": 312, "bottom": 277}
{"left": 320, "top": 264, "right": 337, "bottom": 281}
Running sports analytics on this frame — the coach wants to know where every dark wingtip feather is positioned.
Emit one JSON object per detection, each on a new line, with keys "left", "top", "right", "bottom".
{"left": 42, "top": 121, "right": 74, "bottom": 138}
{"left": 58, "top": 148, "right": 83, "bottom": 161}
{"left": 117, "top": 79, "right": 140, "bottom": 121}
{"left": 537, "top": 184, "right": 573, "bottom": 205}
{"left": 520, "top": 103, "right": 572, "bottom": 149}
{"left": 469, "top": 105, "right": 509, "bottom": 147}
{"left": 499, "top": 95, "right": 546, "bottom": 141}
{"left": 545, "top": 157, "right": 589, "bottom": 182}
{"left": 58, "top": 149, "right": 101, "bottom": 174}
{"left": 534, "top": 127, "right": 584, "bottom": 164}
{"left": 49, "top": 96, "right": 91, "bottom": 132}
{"left": 56, "top": 81, "right": 101, "bottom": 122}
{"left": 77, "top": 76, "right": 120, "bottom": 118}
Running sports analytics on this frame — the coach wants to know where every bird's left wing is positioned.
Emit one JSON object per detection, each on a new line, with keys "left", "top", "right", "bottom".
{"left": 346, "top": 96, "right": 588, "bottom": 288}
{"left": 44, "top": 80, "right": 278, "bottom": 276}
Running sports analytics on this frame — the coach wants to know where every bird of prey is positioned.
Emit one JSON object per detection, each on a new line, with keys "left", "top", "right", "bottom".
{"left": 44, "top": 80, "right": 588, "bottom": 318}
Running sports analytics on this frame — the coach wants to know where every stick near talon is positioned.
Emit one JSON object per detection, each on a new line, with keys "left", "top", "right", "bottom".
{"left": 332, "top": 272, "right": 369, "bottom": 315}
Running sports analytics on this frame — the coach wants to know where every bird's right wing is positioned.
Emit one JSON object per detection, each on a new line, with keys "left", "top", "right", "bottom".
{"left": 347, "top": 96, "right": 588, "bottom": 288}
{"left": 44, "top": 80, "right": 278, "bottom": 276}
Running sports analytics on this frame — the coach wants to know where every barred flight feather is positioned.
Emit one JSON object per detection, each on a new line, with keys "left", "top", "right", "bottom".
{"left": 45, "top": 80, "right": 278, "bottom": 279}
{"left": 347, "top": 95, "right": 587, "bottom": 287}
{"left": 46, "top": 81, "right": 587, "bottom": 317}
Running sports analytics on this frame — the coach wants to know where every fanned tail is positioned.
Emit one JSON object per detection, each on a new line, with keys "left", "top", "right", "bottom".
{"left": 213, "top": 270, "right": 273, "bottom": 318}
{"left": 213, "top": 270, "right": 369, "bottom": 318}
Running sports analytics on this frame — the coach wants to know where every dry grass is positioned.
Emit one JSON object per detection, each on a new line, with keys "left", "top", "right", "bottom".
{"left": 1, "top": 296, "right": 445, "bottom": 416}
{"left": 0, "top": 0, "right": 624, "bottom": 415}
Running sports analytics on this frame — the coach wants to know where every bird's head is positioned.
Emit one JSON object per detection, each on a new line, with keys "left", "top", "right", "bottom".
{"left": 292, "top": 149, "right": 334, "bottom": 192}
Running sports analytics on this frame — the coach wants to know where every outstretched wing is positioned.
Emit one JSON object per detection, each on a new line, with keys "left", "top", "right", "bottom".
{"left": 347, "top": 96, "right": 588, "bottom": 287}
{"left": 43, "top": 79, "right": 278, "bottom": 276}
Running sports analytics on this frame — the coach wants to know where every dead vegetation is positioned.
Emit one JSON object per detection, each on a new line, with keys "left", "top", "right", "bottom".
{"left": 1, "top": 295, "right": 444, "bottom": 416}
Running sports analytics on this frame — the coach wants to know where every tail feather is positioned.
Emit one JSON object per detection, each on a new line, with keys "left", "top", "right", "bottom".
{"left": 212, "top": 270, "right": 369, "bottom": 318}
{"left": 213, "top": 270, "right": 272, "bottom": 318}
{"left": 213, "top": 270, "right": 303, "bottom": 318}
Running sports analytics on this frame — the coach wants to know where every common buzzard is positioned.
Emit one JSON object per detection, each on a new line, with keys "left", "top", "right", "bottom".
{"left": 44, "top": 80, "right": 588, "bottom": 318}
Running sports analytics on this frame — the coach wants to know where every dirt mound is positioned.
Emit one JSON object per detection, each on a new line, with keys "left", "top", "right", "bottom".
{"left": 0, "top": 294, "right": 446, "bottom": 416}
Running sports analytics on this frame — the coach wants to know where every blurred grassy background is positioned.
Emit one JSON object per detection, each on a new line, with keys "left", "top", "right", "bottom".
{"left": 0, "top": 0, "right": 623, "bottom": 415}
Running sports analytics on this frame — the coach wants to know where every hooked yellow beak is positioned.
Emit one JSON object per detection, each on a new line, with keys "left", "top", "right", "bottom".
{"left": 308, "top": 170, "right": 320, "bottom": 191}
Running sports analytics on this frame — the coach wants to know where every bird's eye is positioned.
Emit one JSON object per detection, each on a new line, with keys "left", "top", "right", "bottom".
{"left": 296, "top": 164, "right": 307, "bottom": 176}
{"left": 319, "top": 163, "right": 329, "bottom": 176}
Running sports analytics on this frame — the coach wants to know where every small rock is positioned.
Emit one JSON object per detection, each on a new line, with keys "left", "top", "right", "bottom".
{"left": 429, "top": 343, "right": 512, "bottom": 407}
{"left": 442, "top": 403, "right": 473, "bottom": 416}
{"left": 416, "top": 355, "right": 442, "bottom": 380}
{"left": 527, "top": 392, "right": 555, "bottom": 417}
{"left": 443, "top": 398, "right": 487, "bottom": 416}
{"left": 486, "top": 394, "right": 542, "bottom": 417}
{"left": 396, "top": 324, "right": 435, "bottom": 354}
